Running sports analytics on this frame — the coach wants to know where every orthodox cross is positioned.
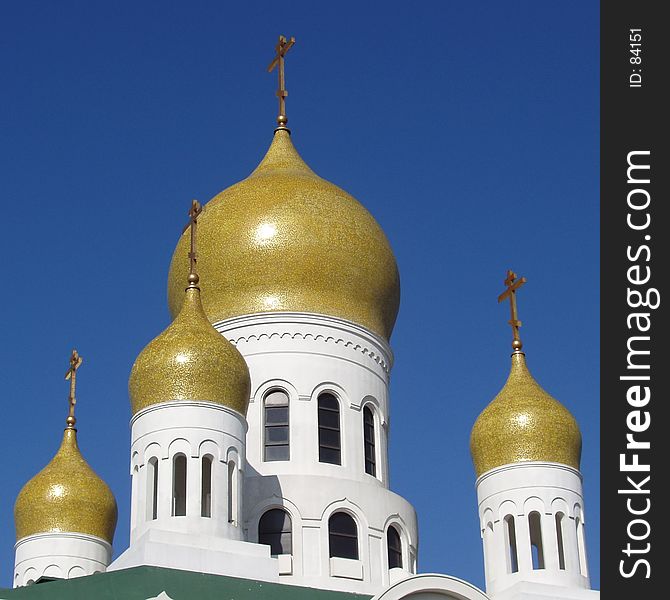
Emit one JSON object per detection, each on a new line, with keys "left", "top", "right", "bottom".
{"left": 64, "top": 349, "right": 83, "bottom": 427}
{"left": 182, "top": 199, "right": 203, "bottom": 286}
{"left": 497, "top": 270, "right": 527, "bottom": 351}
{"left": 267, "top": 35, "right": 296, "bottom": 129}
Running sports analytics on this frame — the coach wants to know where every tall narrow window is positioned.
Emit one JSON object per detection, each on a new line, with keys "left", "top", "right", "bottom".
{"left": 387, "top": 525, "right": 403, "bottom": 569}
{"left": 258, "top": 509, "right": 292, "bottom": 555}
{"left": 363, "top": 406, "right": 376, "bottom": 476}
{"left": 555, "top": 513, "right": 566, "bottom": 570}
{"left": 201, "top": 455, "right": 213, "bottom": 518}
{"left": 264, "top": 390, "right": 290, "bottom": 461}
{"left": 228, "top": 460, "right": 238, "bottom": 524}
{"left": 318, "top": 393, "right": 341, "bottom": 465}
{"left": 504, "top": 515, "right": 519, "bottom": 573}
{"left": 172, "top": 454, "right": 187, "bottom": 516}
{"left": 329, "top": 512, "right": 358, "bottom": 559}
{"left": 146, "top": 457, "right": 158, "bottom": 520}
{"left": 528, "top": 511, "right": 545, "bottom": 569}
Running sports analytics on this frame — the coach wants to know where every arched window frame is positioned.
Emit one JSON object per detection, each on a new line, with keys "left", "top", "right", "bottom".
{"left": 504, "top": 514, "right": 519, "bottom": 574}
{"left": 146, "top": 456, "right": 159, "bottom": 521}
{"left": 328, "top": 511, "right": 359, "bottom": 560}
{"left": 362, "top": 404, "right": 378, "bottom": 477}
{"left": 555, "top": 512, "right": 567, "bottom": 570}
{"left": 172, "top": 453, "right": 187, "bottom": 517}
{"left": 528, "top": 511, "right": 545, "bottom": 570}
{"left": 201, "top": 454, "right": 213, "bottom": 518}
{"left": 318, "top": 391, "right": 342, "bottom": 465}
{"left": 263, "top": 388, "right": 290, "bottom": 462}
{"left": 258, "top": 508, "right": 293, "bottom": 556}
{"left": 386, "top": 524, "right": 403, "bottom": 569}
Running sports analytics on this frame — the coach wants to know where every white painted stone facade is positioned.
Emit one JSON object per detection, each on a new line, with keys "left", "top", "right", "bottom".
{"left": 475, "top": 462, "right": 591, "bottom": 596}
{"left": 218, "top": 312, "right": 418, "bottom": 595}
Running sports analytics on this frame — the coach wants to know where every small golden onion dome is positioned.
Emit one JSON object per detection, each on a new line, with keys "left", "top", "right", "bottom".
{"left": 167, "top": 130, "right": 400, "bottom": 340}
{"left": 470, "top": 352, "right": 582, "bottom": 478}
{"left": 129, "top": 285, "right": 251, "bottom": 415}
{"left": 14, "top": 427, "right": 117, "bottom": 542}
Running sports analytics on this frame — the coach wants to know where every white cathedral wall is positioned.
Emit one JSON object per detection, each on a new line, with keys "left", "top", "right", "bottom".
{"left": 216, "top": 312, "right": 418, "bottom": 596}
{"left": 128, "top": 401, "right": 248, "bottom": 542}
{"left": 14, "top": 532, "right": 111, "bottom": 587}
{"left": 475, "top": 462, "right": 590, "bottom": 596}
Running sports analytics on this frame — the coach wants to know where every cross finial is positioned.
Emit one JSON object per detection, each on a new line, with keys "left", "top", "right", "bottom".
{"left": 64, "top": 349, "right": 83, "bottom": 428}
{"left": 182, "top": 199, "right": 203, "bottom": 288}
{"left": 267, "top": 35, "right": 296, "bottom": 131}
{"left": 497, "top": 270, "right": 527, "bottom": 351}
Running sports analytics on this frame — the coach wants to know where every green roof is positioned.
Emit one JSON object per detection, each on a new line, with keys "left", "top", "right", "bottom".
{"left": 0, "top": 566, "right": 372, "bottom": 600}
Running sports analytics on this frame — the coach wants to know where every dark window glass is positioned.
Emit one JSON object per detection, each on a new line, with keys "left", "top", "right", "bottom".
{"left": 264, "top": 390, "right": 290, "bottom": 462}
{"left": 363, "top": 406, "right": 376, "bottom": 476}
{"left": 201, "top": 455, "right": 212, "bottom": 518}
{"left": 555, "top": 513, "right": 566, "bottom": 570}
{"left": 318, "top": 393, "right": 341, "bottom": 465}
{"left": 329, "top": 512, "right": 358, "bottom": 559}
{"left": 172, "top": 454, "right": 187, "bottom": 517}
{"left": 259, "top": 509, "right": 292, "bottom": 556}
{"left": 387, "top": 525, "right": 403, "bottom": 569}
{"left": 529, "top": 511, "right": 545, "bottom": 569}
{"left": 147, "top": 457, "right": 158, "bottom": 521}
{"left": 505, "top": 515, "right": 519, "bottom": 573}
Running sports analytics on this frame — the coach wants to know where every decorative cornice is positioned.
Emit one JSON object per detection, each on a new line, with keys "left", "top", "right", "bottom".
{"left": 233, "top": 331, "right": 390, "bottom": 374}
{"left": 14, "top": 531, "right": 112, "bottom": 551}
{"left": 215, "top": 312, "right": 393, "bottom": 374}
{"left": 475, "top": 460, "right": 583, "bottom": 487}
{"left": 130, "top": 400, "right": 248, "bottom": 429}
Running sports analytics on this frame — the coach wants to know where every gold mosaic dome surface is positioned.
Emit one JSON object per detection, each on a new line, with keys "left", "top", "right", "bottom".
{"left": 167, "top": 130, "right": 400, "bottom": 340}
{"left": 14, "top": 428, "right": 117, "bottom": 542}
{"left": 470, "top": 351, "right": 582, "bottom": 477}
{"left": 129, "top": 285, "right": 251, "bottom": 415}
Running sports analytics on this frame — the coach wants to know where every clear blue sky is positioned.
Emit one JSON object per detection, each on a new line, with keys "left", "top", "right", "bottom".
{"left": 0, "top": 1, "right": 599, "bottom": 590}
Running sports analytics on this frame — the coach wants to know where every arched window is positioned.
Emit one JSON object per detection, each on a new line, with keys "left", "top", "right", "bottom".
{"left": 387, "top": 525, "right": 403, "bottom": 569}
{"left": 228, "top": 460, "right": 238, "bottom": 524}
{"left": 329, "top": 512, "right": 358, "bottom": 559}
{"left": 528, "top": 511, "right": 545, "bottom": 569}
{"left": 504, "top": 515, "right": 519, "bottom": 573}
{"left": 264, "top": 389, "right": 290, "bottom": 461}
{"left": 172, "top": 454, "right": 187, "bottom": 516}
{"left": 201, "top": 455, "right": 213, "bottom": 518}
{"left": 363, "top": 406, "right": 376, "bottom": 476}
{"left": 258, "top": 509, "right": 292, "bottom": 556}
{"left": 555, "top": 512, "right": 566, "bottom": 570}
{"left": 318, "top": 393, "right": 341, "bottom": 465}
{"left": 146, "top": 457, "right": 158, "bottom": 520}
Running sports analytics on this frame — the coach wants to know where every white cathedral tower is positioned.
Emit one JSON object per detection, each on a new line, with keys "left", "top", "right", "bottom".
{"left": 470, "top": 272, "right": 593, "bottom": 600}
{"left": 13, "top": 351, "right": 118, "bottom": 586}
{"left": 162, "top": 113, "right": 418, "bottom": 593}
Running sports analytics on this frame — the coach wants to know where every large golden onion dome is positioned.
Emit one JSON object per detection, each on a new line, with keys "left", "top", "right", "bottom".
{"left": 167, "top": 129, "right": 400, "bottom": 340}
{"left": 14, "top": 427, "right": 117, "bottom": 543}
{"left": 129, "top": 283, "right": 251, "bottom": 416}
{"left": 470, "top": 351, "right": 582, "bottom": 478}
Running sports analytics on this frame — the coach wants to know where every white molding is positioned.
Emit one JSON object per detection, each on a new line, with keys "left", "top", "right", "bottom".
{"left": 372, "top": 573, "right": 490, "bottom": 600}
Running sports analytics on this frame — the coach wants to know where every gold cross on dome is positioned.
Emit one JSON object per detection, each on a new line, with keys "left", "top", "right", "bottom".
{"left": 182, "top": 199, "right": 203, "bottom": 286}
{"left": 267, "top": 35, "right": 296, "bottom": 129}
{"left": 64, "top": 349, "right": 83, "bottom": 427}
{"left": 497, "top": 270, "right": 527, "bottom": 351}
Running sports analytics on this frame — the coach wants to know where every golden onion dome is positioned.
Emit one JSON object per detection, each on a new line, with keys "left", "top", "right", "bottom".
{"left": 167, "top": 129, "right": 400, "bottom": 340}
{"left": 470, "top": 351, "right": 582, "bottom": 478}
{"left": 14, "top": 427, "right": 117, "bottom": 543}
{"left": 129, "top": 284, "right": 251, "bottom": 416}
